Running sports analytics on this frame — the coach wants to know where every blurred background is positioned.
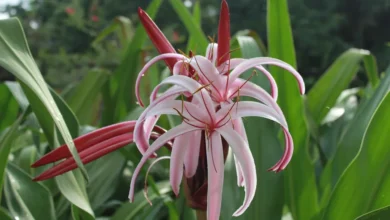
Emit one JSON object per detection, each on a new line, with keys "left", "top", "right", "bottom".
{"left": 1, "top": 0, "right": 390, "bottom": 89}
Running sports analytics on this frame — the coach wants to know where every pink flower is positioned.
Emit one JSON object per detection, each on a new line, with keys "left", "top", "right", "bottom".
{"left": 32, "top": 1, "right": 305, "bottom": 219}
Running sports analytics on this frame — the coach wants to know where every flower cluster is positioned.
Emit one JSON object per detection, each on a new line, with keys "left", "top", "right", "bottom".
{"left": 32, "top": 1, "right": 305, "bottom": 219}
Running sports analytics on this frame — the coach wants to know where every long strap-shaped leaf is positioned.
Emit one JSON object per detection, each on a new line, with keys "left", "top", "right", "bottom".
{"left": 321, "top": 92, "right": 390, "bottom": 219}
{"left": 0, "top": 18, "right": 88, "bottom": 180}
{"left": 267, "top": 0, "right": 318, "bottom": 219}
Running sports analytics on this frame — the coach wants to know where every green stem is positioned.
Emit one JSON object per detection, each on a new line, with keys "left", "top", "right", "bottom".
{"left": 196, "top": 210, "right": 207, "bottom": 220}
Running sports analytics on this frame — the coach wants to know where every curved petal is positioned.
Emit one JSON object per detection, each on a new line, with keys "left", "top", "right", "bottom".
{"left": 172, "top": 60, "right": 189, "bottom": 76}
{"left": 156, "top": 75, "right": 216, "bottom": 120}
{"left": 184, "top": 130, "right": 202, "bottom": 177}
{"left": 221, "top": 101, "right": 293, "bottom": 171}
{"left": 218, "top": 101, "right": 288, "bottom": 129}
{"left": 268, "top": 128, "right": 294, "bottom": 171}
{"left": 228, "top": 57, "right": 305, "bottom": 95}
{"left": 129, "top": 123, "right": 202, "bottom": 201}
{"left": 135, "top": 53, "right": 187, "bottom": 106}
{"left": 232, "top": 119, "right": 247, "bottom": 187}
{"left": 145, "top": 100, "right": 208, "bottom": 122}
{"left": 170, "top": 133, "right": 191, "bottom": 195}
{"left": 206, "top": 132, "right": 224, "bottom": 220}
{"left": 229, "top": 78, "right": 286, "bottom": 125}
{"left": 219, "top": 58, "right": 278, "bottom": 99}
{"left": 134, "top": 86, "right": 185, "bottom": 154}
{"left": 216, "top": 126, "right": 256, "bottom": 216}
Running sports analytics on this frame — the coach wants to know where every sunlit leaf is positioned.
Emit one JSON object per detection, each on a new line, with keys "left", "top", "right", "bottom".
{"left": 0, "top": 18, "right": 88, "bottom": 180}
{"left": 320, "top": 68, "right": 390, "bottom": 205}
{"left": 307, "top": 49, "right": 373, "bottom": 124}
{"left": 321, "top": 93, "right": 390, "bottom": 219}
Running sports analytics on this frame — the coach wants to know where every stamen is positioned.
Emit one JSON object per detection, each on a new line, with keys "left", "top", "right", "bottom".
{"left": 144, "top": 156, "right": 171, "bottom": 205}
{"left": 184, "top": 104, "right": 208, "bottom": 125}
{"left": 173, "top": 108, "right": 190, "bottom": 121}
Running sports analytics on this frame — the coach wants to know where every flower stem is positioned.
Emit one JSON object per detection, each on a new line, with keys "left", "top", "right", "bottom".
{"left": 196, "top": 210, "right": 207, "bottom": 220}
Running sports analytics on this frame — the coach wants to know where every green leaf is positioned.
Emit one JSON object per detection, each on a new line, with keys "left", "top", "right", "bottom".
{"left": 0, "top": 18, "right": 88, "bottom": 179}
{"left": 356, "top": 206, "right": 390, "bottom": 220}
{"left": 320, "top": 68, "right": 390, "bottom": 205}
{"left": 222, "top": 35, "right": 284, "bottom": 220}
{"left": 105, "top": 0, "right": 162, "bottom": 124}
{"left": 0, "top": 84, "right": 18, "bottom": 132}
{"left": 53, "top": 129, "right": 94, "bottom": 218}
{"left": 87, "top": 151, "right": 126, "bottom": 210}
{"left": 307, "top": 49, "right": 372, "bottom": 124}
{"left": 169, "top": 0, "right": 208, "bottom": 54}
{"left": 4, "top": 163, "right": 56, "bottom": 220}
{"left": 363, "top": 54, "right": 380, "bottom": 88}
{"left": 0, "top": 110, "right": 25, "bottom": 202}
{"left": 66, "top": 69, "right": 109, "bottom": 125}
{"left": 0, "top": 207, "right": 12, "bottom": 220}
{"left": 321, "top": 93, "right": 390, "bottom": 219}
{"left": 267, "top": 1, "right": 319, "bottom": 219}
{"left": 4, "top": 81, "right": 29, "bottom": 110}
{"left": 16, "top": 145, "right": 37, "bottom": 176}
{"left": 71, "top": 204, "right": 95, "bottom": 220}
{"left": 186, "top": 1, "right": 201, "bottom": 53}
{"left": 111, "top": 181, "right": 172, "bottom": 220}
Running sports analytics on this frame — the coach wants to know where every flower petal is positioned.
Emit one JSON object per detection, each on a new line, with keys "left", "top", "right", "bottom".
{"left": 170, "top": 133, "right": 191, "bottom": 195}
{"left": 216, "top": 126, "right": 256, "bottom": 216}
{"left": 155, "top": 75, "right": 216, "bottom": 120}
{"left": 219, "top": 101, "right": 288, "bottom": 129}
{"left": 221, "top": 101, "right": 293, "bottom": 171}
{"left": 232, "top": 119, "right": 247, "bottom": 187}
{"left": 145, "top": 100, "right": 208, "bottom": 123}
{"left": 134, "top": 86, "right": 185, "bottom": 154}
{"left": 188, "top": 55, "right": 225, "bottom": 97}
{"left": 129, "top": 123, "right": 202, "bottom": 201}
{"left": 206, "top": 132, "right": 224, "bottom": 220}
{"left": 268, "top": 128, "right": 294, "bottom": 171}
{"left": 135, "top": 53, "right": 187, "bottom": 107}
{"left": 230, "top": 78, "right": 286, "bottom": 124}
{"left": 219, "top": 58, "right": 278, "bottom": 99}
{"left": 184, "top": 130, "right": 202, "bottom": 177}
{"left": 228, "top": 57, "right": 305, "bottom": 95}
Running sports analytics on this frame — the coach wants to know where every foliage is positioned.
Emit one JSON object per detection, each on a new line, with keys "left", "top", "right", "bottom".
{"left": 0, "top": 0, "right": 390, "bottom": 220}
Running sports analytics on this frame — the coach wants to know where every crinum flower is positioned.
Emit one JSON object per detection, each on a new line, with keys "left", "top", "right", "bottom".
{"left": 32, "top": 1, "right": 305, "bottom": 219}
